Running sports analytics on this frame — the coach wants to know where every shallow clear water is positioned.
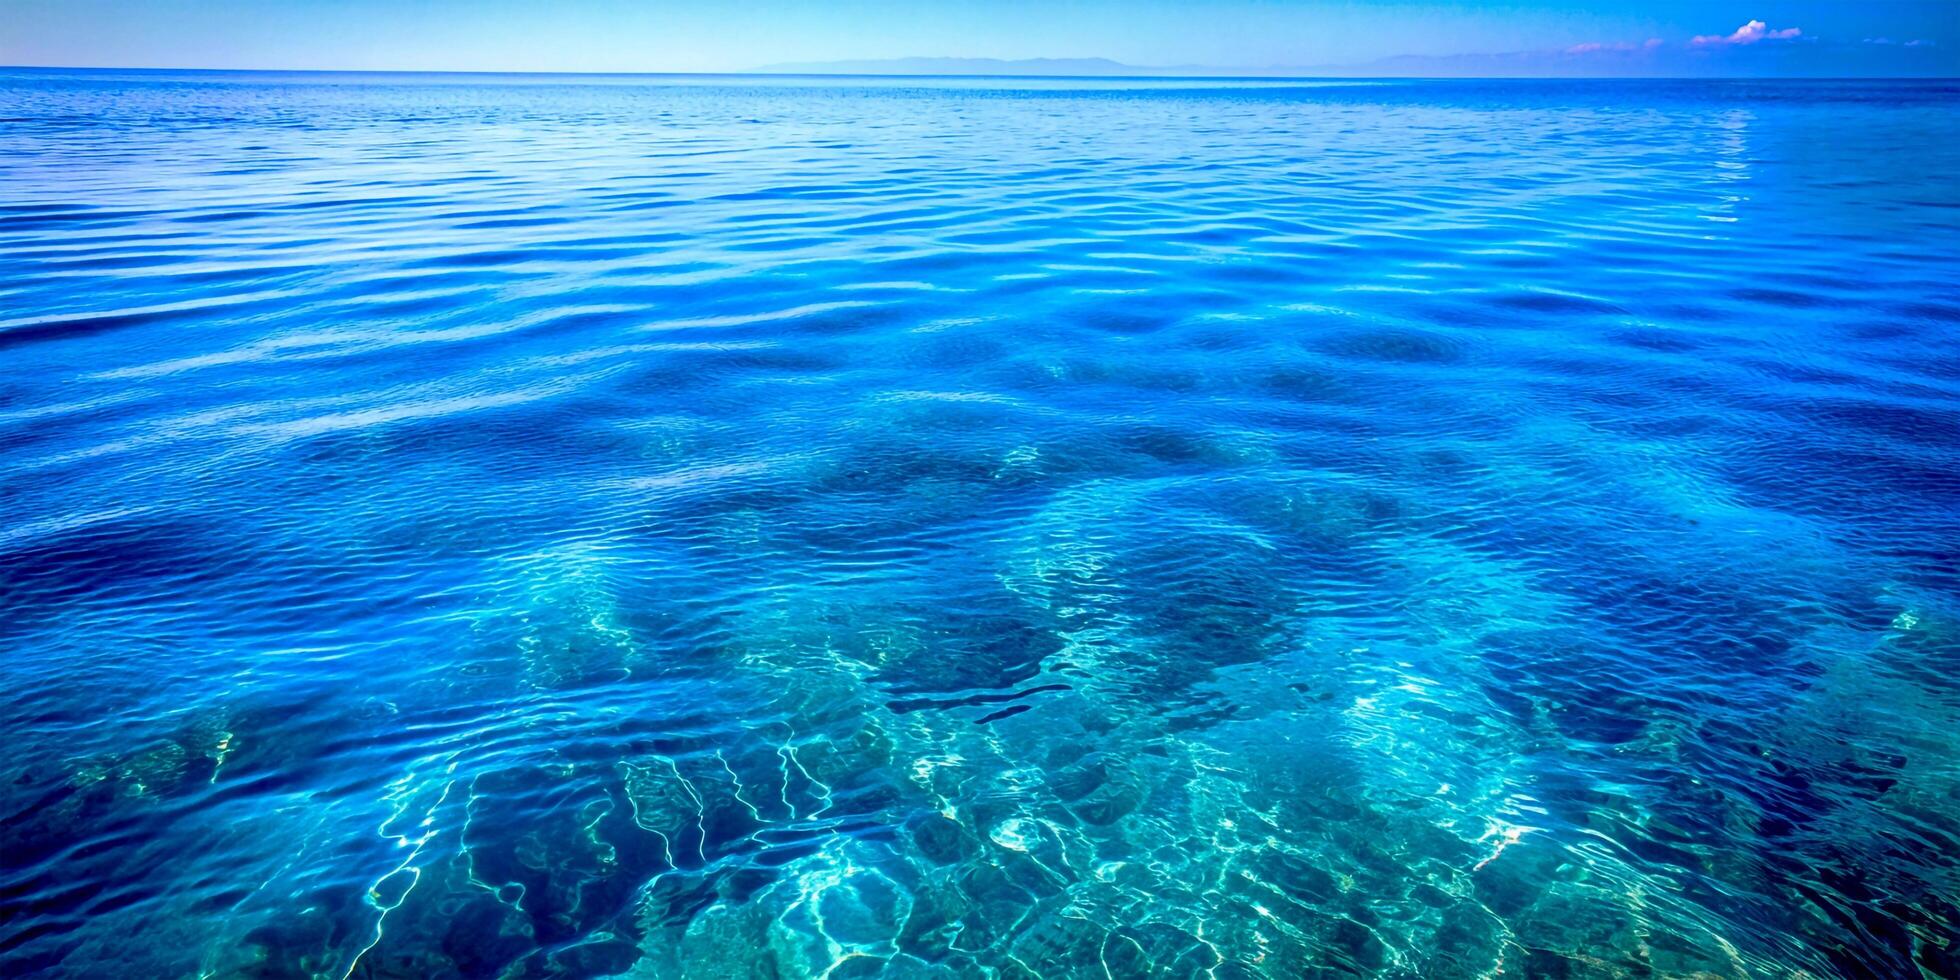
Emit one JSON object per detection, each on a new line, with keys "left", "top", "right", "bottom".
{"left": 3, "top": 70, "right": 1958, "bottom": 978}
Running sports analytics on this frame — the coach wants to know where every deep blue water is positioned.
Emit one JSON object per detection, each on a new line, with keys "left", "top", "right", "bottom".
{"left": 3, "top": 69, "right": 1959, "bottom": 978}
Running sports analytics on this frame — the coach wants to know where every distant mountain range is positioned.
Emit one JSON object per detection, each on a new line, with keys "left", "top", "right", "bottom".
{"left": 754, "top": 57, "right": 1198, "bottom": 77}
{"left": 754, "top": 42, "right": 1953, "bottom": 79}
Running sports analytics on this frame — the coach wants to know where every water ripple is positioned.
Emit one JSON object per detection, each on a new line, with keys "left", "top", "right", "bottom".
{"left": 2, "top": 70, "right": 1958, "bottom": 979}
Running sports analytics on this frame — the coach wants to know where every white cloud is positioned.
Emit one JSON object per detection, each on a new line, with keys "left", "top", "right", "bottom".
{"left": 1563, "top": 37, "right": 1663, "bottom": 55}
{"left": 1692, "top": 20, "right": 1802, "bottom": 47}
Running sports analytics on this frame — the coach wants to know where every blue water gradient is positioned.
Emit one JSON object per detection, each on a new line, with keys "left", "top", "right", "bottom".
{"left": 2, "top": 71, "right": 1958, "bottom": 978}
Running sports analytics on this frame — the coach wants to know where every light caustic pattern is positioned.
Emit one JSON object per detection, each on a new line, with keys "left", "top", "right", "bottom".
{"left": 1, "top": 72, "right": 1958, "bottom": 978}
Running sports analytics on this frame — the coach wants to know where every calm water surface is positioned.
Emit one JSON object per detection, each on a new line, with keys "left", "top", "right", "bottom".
{"left": 2, "top": 71, "right": 1958, "bottom": 978}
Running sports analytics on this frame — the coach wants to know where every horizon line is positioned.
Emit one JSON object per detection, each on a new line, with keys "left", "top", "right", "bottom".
{"left": 4, "top": 64, "right": 1954, "bottom": 82}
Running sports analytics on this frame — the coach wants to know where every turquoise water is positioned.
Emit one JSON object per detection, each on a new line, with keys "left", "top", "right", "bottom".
{"left": 2, "top": 70, "right": 1958, "bottom": 978}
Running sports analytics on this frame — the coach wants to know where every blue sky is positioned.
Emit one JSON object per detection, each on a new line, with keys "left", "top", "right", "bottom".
{"left": 2, "top": 0, "right": 1954, "bottom": 75}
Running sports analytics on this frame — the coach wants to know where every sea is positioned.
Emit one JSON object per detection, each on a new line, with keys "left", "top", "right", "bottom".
{"left": 2, "top": 69, "right": 1957, "bottom": 978}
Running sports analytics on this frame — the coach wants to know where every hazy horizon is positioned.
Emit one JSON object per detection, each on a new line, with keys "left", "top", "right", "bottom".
{"left": 3, "top": 1, "right": 1955, "bottom": 78}
{"left": 6, "top": 52, "right": 1956, "bottom": 81}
